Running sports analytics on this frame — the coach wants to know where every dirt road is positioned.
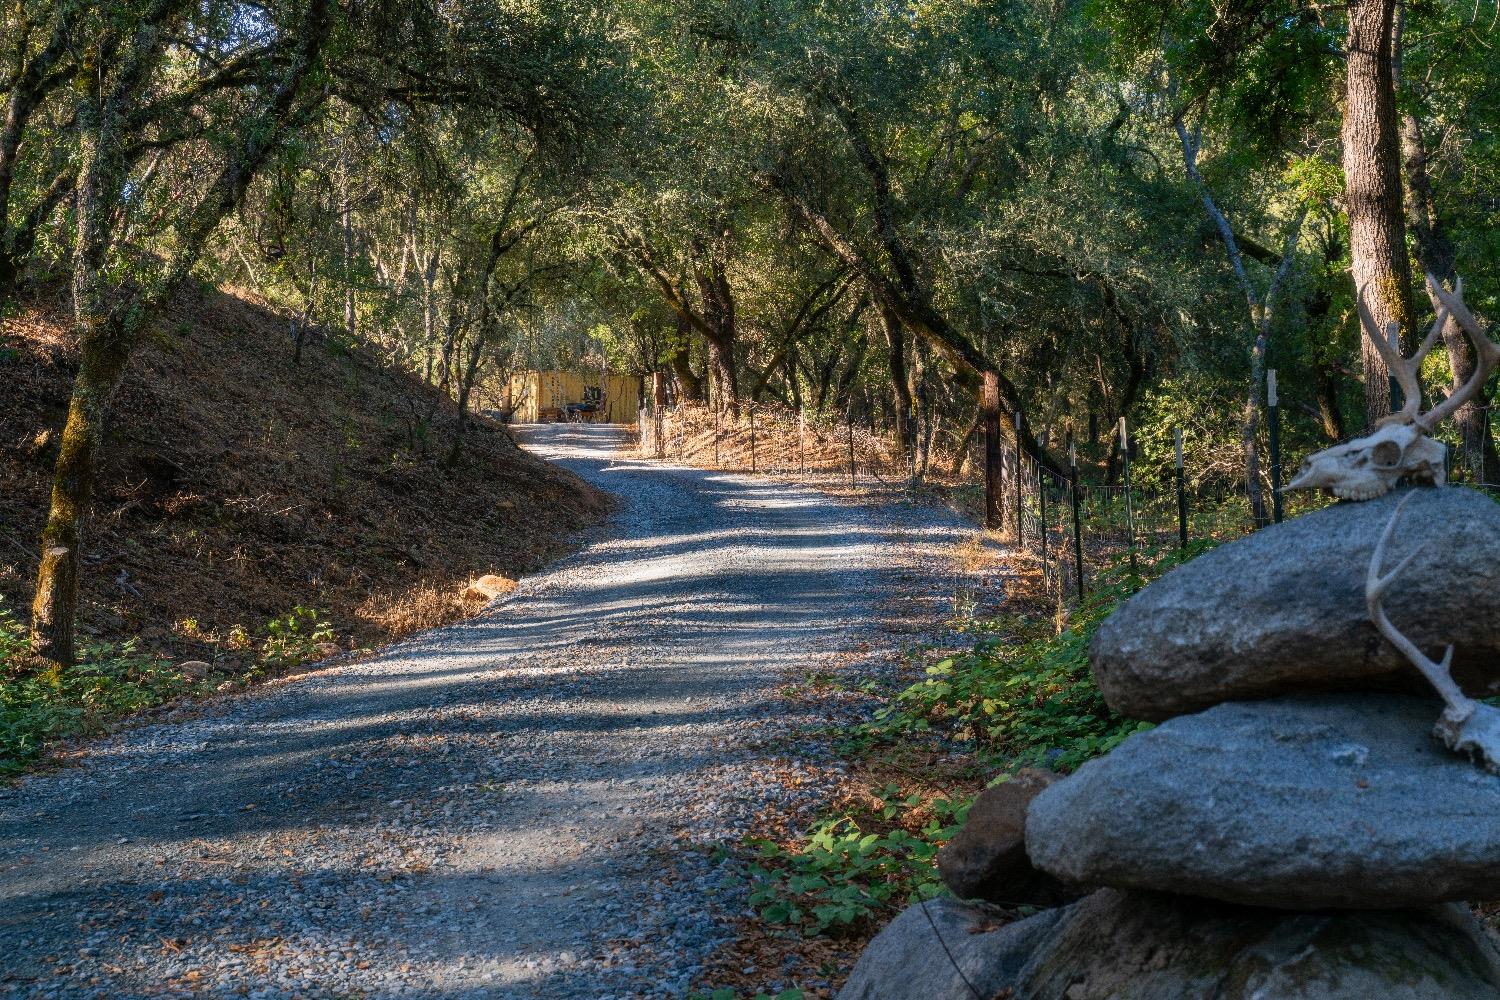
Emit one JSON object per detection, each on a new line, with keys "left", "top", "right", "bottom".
{"left": 0, "top": 425, "right": 978, "bottom": 999}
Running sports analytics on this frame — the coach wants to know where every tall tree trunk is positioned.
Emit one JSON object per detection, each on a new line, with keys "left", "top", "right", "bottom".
{"left": 878, "top": 301, "right": 913, "bottom": 453}
{"left": 1344, "top": 0, "right": 1417, "bottom": 428}
{"left": 30, "top": 332, "right": 134, "bottom": 668}
{"left": 0, "top": 8, "right": 74, "bottom": 312}
{"left": 32, "top": 44, "right": 117, "bottom": 667}
{"left": 910, "top": 338, "right": 931, "bottom": 479}
{"left": 1243, "top": 323, "right": 1269, "bottom": 528}
{"left": 694, "top": 262, "right": 739, "bottom": 414}
{"left": 1400, "top": 111, "right": 1500, "bottom": 482}
{"left": 29, "top": 0, "right": 329, "bottom": 667}
{"left": 1174, "top": 114, "right": 1302, "bottom": 527}
{"left": 339, "top": 150, "right": 356, "bottom": 342}
{"left": 446, "top": 333, "right": 484, "bottom": 468}
{"left": 981, "top": 372, "right": 1002, "bottom": 528}
{"left": 665, "top": 319, "right": 704, "bottom": 402}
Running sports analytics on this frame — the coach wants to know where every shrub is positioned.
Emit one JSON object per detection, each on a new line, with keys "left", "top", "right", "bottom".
{"left": 1, "top": 601, "right": 210, "bottom": 775}
{"left": 744, "top": 789, "right": 968, "bottom": 936}
{"left": 260, "top": 605, "right": 335, "bottom": 668}
{"left": 864, "top": 543, "right": 1213, "bottom": 773}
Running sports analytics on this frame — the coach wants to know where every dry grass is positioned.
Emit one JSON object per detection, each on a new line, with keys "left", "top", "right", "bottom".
{"left": 355, "top": 581, "right": 490, "bottom": 641}
{"left": 0, "top": 282, "right": 611, "bottom": 667}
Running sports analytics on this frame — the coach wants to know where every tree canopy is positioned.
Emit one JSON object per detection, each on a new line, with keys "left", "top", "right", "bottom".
{"left": 4, "top": 0, "right": 1498, "bottom": 666}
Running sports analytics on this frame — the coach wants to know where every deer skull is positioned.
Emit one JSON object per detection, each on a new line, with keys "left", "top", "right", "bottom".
{"left": 1286, "top": 275, "right": 1499, "bottom": 502}
{"left": 1286, "top": 423, "right": 1446, "bottom": 500}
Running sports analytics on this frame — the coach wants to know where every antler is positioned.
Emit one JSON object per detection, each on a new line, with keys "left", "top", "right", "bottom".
{"left": 1366, "top": 495, "right": 1467, "bottom": 711}
{"left": 1369, "top": 494, "right": 1500, "bottom": 774}
{"left": 1356, "top": 284, "right": 1448, "bottom": 426}
{"left": 1421, "top": 274, "right": 1500, "bottom": 431}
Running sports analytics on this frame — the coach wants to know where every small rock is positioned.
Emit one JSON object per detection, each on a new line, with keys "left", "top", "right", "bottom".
{"left": 314, "top": 642, "right": 342, "bottom": 659}
{"left": 1090, "top": 486, "right": 1500, "bottom": 721}
{"left": 177, "top": 660, "right": 213, "bottom": 680}
{"left": 1017, "top": 888, "right": 1500, "bottom": 1000}
{"left": 936, "top": 768, "right": 1075, "bottom": 906}
{"left": 836, "top": 898, "right": 1066, "bottom": 1000}
{"left": 464, "top": 574, "right": 518, "bottom": 601}
{"left": 1026, "top": 694, "right": 1500, "bottom": 909}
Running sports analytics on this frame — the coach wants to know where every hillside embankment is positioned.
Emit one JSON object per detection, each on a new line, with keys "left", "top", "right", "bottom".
{"left": 0, "top": 282, "right": 610, "bottom": 669}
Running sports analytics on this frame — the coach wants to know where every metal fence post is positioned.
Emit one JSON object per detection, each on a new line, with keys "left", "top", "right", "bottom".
{"left": 1267, "top": 369, "right": 1284, "bottom": 524}
{"left": 1119, "top": 417, "right": 1138, "bottom": 575}
{"left": 798, "top": 408, "right": 806, "bottom": 478}
{"left": 1037, "top": 432, "right": 1049, "bottom": 571}
{"left": 847, "top": 412, "right": 856, "bottom": 487}
{"left": 750, "top": 402, "right": 757, "bottom": 473}
{"left": 1069, "top": 443, "right": 1085, "bottom": 601}
{"left": 652, "top": 371, "right": 666, "bottom": 459}
{"left": 1175, "top": 426, "right": 1189, "bottom": 550}
{"left": 908, "top": 402, "right": 918, "bottom": 484}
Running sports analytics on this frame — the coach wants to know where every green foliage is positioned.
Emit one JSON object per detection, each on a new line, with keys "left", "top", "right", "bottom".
{"left": 744, "top": 790, "right": 968, "bottom": 936}
{"left": 1284, "top": 155, "right": 1343, "bottom": 209}
{"left": 0, "top": 602, "right": 209, "bottom": 776}
{"left": 260, "top": 606, "right": 335, "bottom": 669}
{"left": 741, "top": 542, "right": 1221, "bottom": 940}
{"left": 864, "top": 545, "right": 1214, "bottom": 773}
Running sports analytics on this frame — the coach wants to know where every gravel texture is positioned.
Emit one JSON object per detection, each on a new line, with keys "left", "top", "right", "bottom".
{"left": 0, "top": 424, "right": 981, "bottom": 999}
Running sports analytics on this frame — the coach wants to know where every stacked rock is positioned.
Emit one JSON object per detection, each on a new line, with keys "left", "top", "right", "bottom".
{"left": 840, "top": 486, "right": 1500, "bottom": 1000}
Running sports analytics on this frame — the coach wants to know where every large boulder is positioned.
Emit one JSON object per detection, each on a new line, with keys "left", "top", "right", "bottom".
{"left": 836, "top": 898, "right": 1066, "bottom": 1000}
{"left": 1090, "top": 486, "right": 1500, "bottom": 721}
{"left": 1017, "top": 889, "right": 1500, "bottom": 1000}
{"left": 1026, "top": 694, "right": 1500, "bottom": 909}
{"left": 936, "top": 769, "right": 1075, "bottom": 907}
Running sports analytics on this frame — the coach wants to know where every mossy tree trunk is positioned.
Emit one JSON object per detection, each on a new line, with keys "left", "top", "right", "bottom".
{"left": 27, "top": 0, "right": 331, "bottom": 668}
{"left": 30, "top": 324, "right": 133, "bottom": 666}
{"left": 1344, "top": 0, "right": 1418, "bottom": 429}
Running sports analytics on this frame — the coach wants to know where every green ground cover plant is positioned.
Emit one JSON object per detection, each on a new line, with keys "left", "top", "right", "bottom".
{"left": 1, "top": 601, "right": 337, "bottom": 776}
{"left": 744, "top": 542, "right": 1216, "bottom": 940}
{"left": 0, "top": 600, "right": 214, "bottom": 775}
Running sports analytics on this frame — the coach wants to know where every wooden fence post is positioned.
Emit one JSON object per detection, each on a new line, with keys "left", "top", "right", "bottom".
{"left": 847, "top": 415, "right": 856, "bottom": 487}
{"left": 982, "top": 372, "right": 1002, "bottom": 530}
{"left": 1037, "top": 432, "right": 1050, "bottom": 570}
{"left": 652, "top": 371, "right": 665, "bottom": 459}
{"left": 798, "top": 408, "right": 806, "bottom": 477}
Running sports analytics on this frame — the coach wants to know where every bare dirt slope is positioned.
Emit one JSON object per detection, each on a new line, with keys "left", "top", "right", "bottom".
{"left": 0, "top": 425, "right": 982, "bottom": 999}
{"left": 0, "top": 285, "right": 609, "bottom": 661}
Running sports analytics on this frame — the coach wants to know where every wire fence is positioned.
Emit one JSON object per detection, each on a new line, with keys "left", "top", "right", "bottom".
{"left": 638, "top": 397, "right": 1497, "bottom": 606}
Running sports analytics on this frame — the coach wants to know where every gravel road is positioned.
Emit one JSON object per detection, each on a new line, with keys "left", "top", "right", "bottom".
{"left": 0, "top": 424, "right": 980, "bottom": 999}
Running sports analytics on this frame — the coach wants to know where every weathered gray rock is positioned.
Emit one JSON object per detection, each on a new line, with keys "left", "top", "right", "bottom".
{"left": 1018, "top": 889, "right": 1500, "bottom": 1000}
{"left": 836, "top": 898, "right": 1066, "bottom": 1000}
{"left": 1090, "top": 486, "right": 1500, "bottom": 721}
{"left": 1026, "top": 694, "right": 1500, "bottom": 909}
{"left": 937, "top": 769, "right": 1075, "bottom": 906}
{"left": 176, "top": 660, "right": 212, "bottom": 680}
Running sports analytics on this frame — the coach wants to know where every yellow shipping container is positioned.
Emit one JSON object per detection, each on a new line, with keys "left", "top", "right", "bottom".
{"left": 502, "top": 371, "right": 642, "bottom": 424}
